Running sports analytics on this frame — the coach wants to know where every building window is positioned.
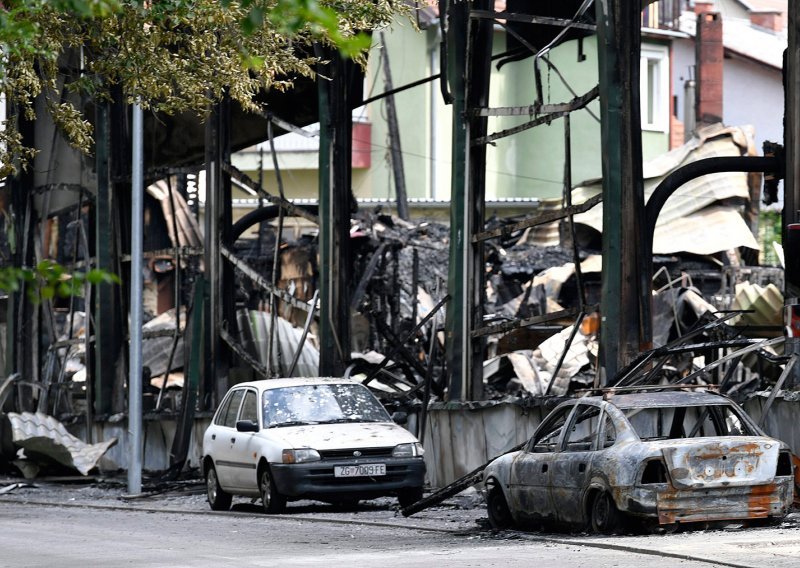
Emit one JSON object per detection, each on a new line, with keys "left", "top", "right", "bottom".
{"left": 640, "top": 44, "right": 670, "bottom": 132}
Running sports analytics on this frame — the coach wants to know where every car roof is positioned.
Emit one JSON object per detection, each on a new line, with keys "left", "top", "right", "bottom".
{"left": 230, "top": 377, "right": 360, "bottom": 391}
{"left": 598, "top": 390, "right": 732, "bottom": 409}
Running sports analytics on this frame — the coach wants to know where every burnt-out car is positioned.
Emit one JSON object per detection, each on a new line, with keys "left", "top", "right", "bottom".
{"left": 483, "top": 390, "right": 794, "bottom": 533}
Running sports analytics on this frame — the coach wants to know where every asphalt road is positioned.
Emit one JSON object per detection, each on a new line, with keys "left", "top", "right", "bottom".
{"left": 1, "top": 481, "right": 800, "bottom": 568}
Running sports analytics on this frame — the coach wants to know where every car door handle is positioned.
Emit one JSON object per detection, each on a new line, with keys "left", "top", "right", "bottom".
{"left": 541, "top": 464, "right": 548, "bottom": 473}
{"left": 211, "top": 434, "right": 216, "bottom": 440}
{"left": 578, "top": 463, "right": 586, "bottom": 473}
{"left": 231, "top": 438, "right": 236, "bottom": 444}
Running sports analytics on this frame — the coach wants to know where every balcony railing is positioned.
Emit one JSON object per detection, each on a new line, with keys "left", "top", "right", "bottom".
{"left": 642, "top": 0, "right": 684, "bottom": 31}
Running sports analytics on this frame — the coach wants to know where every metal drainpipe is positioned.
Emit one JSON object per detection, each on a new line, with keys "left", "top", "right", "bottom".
{"left": 683, "top": 77, "right": 696, "bottom": 142}
{"left": 128, "top": 102, "right": 144, "bottom": 495}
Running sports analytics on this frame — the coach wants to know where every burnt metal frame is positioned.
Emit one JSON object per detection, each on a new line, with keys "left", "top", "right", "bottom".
{"left": 445, "top": 1, "right": 606, "bottom": 398}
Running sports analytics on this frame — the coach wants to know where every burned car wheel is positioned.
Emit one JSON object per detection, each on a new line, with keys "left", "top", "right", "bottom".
{"left": 487, "top": 486, "right": 514, "bottom": 530}
{"left": 259, "top": 465, "right": 287, "bottom": 514}
{"left": 591, "top": 492, "right": 621, "bottom": 534}
{"left": 205, "top": 463, "right": 232, "bottom": 511}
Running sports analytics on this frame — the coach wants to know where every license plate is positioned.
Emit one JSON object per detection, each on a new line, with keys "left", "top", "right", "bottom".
{"left": 334, "top": 463, "right": 386, "bottom": 477}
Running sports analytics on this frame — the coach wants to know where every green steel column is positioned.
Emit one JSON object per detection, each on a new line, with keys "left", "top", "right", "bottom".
{"left": 445, "top": 0, "right": 492, "bottom": 400}
{"left": 93, "top": 101, "right": 120, "bottom": 418}
{"left": 204, "top": 98, "right": 232, "bottom": 404}
{"left": 595, "top": 0, "right": 647, "bottom": 384}
{"left": 317, "top": 48, "right": 354, "bottom": 376}
{"left": 444, "top": 0, "right": 470, "bottom": 401}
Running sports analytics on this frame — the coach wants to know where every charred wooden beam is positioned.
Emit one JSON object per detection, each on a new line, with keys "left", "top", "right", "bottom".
{"left": 595, "top": 0, "right": 647, "bottom": 384}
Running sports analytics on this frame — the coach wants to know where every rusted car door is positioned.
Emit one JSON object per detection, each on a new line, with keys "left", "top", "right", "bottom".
{"left": 551, "top": 403, "right": 602, "bottom": 526}
{"left": 509, "top": 404, "right": 575, "bottom": 524}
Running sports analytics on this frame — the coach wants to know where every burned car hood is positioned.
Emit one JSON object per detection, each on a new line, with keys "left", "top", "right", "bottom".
{"left": 648, "top": 437, "right": 780, "bottom": 489}
{"left": 264, "top": 421, "right": 419, "bottom": 450}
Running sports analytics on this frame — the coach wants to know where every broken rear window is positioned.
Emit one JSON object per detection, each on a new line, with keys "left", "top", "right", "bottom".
{"left": 624, "top": 404, "right": 754, "bottom": 440}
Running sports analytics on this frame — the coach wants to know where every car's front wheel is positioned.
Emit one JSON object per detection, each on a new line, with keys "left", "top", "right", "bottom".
{"left": 259, "top": 465, "right": 287, "bottom": 514}
{"left": 591, "top": 492, "right": 622, "bottom": 534}
{"left": 205, "top": 463, "right": 232, "bottom": 511}
{"left": 486, "top": 485, "right": 514, "bottom": 530}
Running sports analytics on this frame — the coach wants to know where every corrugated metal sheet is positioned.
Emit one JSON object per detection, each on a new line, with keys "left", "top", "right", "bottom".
{"left": 574, "top": 124, "right": 758, "bottom": 255}
{"left": 8, "top": 412, "right": 117, "bottom": 476}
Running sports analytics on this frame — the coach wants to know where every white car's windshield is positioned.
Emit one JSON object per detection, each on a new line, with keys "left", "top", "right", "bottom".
{"left": 262, "top": 384, "right": 391, "bottom": 428}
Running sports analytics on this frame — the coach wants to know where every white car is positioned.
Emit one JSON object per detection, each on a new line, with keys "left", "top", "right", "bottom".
{"left": 202, "top": 377, "right": 426, "bottom": 513}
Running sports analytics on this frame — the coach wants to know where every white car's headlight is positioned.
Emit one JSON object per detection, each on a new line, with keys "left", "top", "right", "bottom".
{"left": 392, "top": 443, "right": 425, "bottom": 458}
{"left": 282, "top": 448, "right": 321, "bottom": 464}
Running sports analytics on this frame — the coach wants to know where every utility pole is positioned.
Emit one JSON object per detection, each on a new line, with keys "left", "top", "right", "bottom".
{"left": 378, "top": 31, "right": 409, "bottom": 221}
{"left": 595, "top": 0, "right": 647, "bottom": 384}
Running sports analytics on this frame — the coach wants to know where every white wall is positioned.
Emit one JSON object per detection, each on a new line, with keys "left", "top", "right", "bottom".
{"left": 671, "top": 36, "right": 784, "bottom": 153}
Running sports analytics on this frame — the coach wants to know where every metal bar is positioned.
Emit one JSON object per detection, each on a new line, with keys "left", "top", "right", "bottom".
{"left": 287, "top": 290, "right": 319, "bottom": 378}
{"left": 472, "top": 111, "right": 565, "bottom": 146}
{"left": 678, "top": 337, "right": 785, "bottom": 385}
{"left": 220, "top": 161, "right": 319, "bottom": 224}
{"left": 155, "top": 175, "right": 183, "bottom": 411}
{"left": 472, "top": 307, "right": 585, "bottom": 339}
{"left": 220, "top": 246, "right": 317, "bottom": 315}
{"left": 163, "top": 277, "right": 206, "bottom": 479}
{"left": 363, "top": 294, "right": 450, "bottom": 387}
{"left": 350, "top": 243, "right": 388, "bottom": 311}
{"left": 128, "top": 101, "right": 144, "bottom": 495}
{"left": 758, "top": 353, "right": 798, "bottom": 429}
{"left": 402, "top": 439, "right": 528, "bottom": 517}
{"left": 472, "top": 194, "right": 601, "bottom": 243}
{"left": 252, "top": 108, "right": 319, "bottom": 139}
{"left": 470, "top": 86, "right": 599, "bottom": 118}
{"left": 544, "top": 312, "right": 586, "bottom": 396}
{"left": 267, "top": 120, "right": 286, "bottom": 378}
{"left": 418, "top": 316, "right": 438, "bottom": 446}
{"left": 611, "top": 312, "right": 741, "bottom": 386}
{"left": 220, "top": 328, "right": 269, "bottom": 379}
{"left": 563, "top": 115, "right": 586, "bottom": 308}
{"left": 412, "top": 249, "right": 419, "bottom": 326}
{"left": 120, "top": 247, "right": 204, "bottom": 262}
{"left": 142, "top": 329, "right": 182, "bottom": 340}
{"left": 50, "top": 336, "right": 96, "bottom": 349}
{"left": 470, "top": 10, "right": 595, "bottom": 31}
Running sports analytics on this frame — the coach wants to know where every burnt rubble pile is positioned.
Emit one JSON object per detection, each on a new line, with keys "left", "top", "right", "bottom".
{"left": 344, "top": 211, "right": 791, "bottom": 405}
